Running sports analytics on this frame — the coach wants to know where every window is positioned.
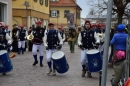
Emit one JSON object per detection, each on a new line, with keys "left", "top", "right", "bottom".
{"left": 50, "top": 10, "right": 59, "bottom": 17}
{"left": 45, "top": 0, "right": 48, "bottom": 7}
{"left": 34, "top": 0, "right": 38, "bottom": 2}
{"left": 50, "top": 0, "right": 59, "bottom": 1}
{"left": 39, "top": 0, "right": 43, "bottom": 5}
{"left": 64, "top": 10, "right": 70, "bottom": 17}
{"left": 0, "top": 3, "right": 6, "bottom": 22}
{"left": 76, "top": 11, "right": 80, "bottom": 19}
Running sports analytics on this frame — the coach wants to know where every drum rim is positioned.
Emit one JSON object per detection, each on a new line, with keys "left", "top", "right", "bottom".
{"left": 52, "top": 51, "right": 64, "bottom": 60}
{"left": 0, "top": 50, "right": 7, "bottom": 55}
{"left": 86, "top": 49, "right": 99, "bottom": 54}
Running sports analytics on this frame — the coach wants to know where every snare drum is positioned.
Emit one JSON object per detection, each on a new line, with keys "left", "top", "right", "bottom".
{"left": 52, "top": 51, "right": 69, "bottom": 73}
{"left": 86, "top": 49, "right": 102, "bottom": 72}
{"left": 0, "top": 50, "right": 13, "bottom": 73}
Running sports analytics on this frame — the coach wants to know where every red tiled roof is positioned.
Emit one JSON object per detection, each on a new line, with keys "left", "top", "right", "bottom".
{"left": 50, "top": 0, "right": 82, "bottom": 10}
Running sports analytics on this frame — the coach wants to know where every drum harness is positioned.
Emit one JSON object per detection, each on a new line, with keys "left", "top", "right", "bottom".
{"left": 0, "top": 43, "right": 12, "bottom": 54}
{"left": 29, "top": 30, "right": 43, "bottom": 45}
{"left": 80, "top": 43, "right": 99, "bottom": 50}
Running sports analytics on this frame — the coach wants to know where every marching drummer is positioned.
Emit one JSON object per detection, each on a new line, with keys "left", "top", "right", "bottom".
{"left": 0, "top": 22, "right": 13, "bottom": 75}
{"left": 0, "top": 22, "right": 12, "bottom": 50}
{"left": 44, "top": 23, "right": 63, "bottom": 76}
{"left": 31, "top": 20, "right": 45, "bottom": 67}
{"left": 78, "top": 21, "right": 100, "bottom": 78}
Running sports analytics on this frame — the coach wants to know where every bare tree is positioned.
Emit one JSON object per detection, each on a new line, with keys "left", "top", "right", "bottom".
{"left": 88, "top": 8, "right": 95, "bottom": 15}
{"left": 86, "top": 0, "right": 130, "bottom": 24}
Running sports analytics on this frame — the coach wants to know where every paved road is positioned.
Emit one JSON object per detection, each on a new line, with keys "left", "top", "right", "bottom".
{"left": 0, "top": 43, "right": 113, "bottom": 86}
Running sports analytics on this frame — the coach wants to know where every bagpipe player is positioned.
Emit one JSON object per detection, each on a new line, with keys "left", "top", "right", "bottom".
{"left": 44, "top": 23, "right": 63, "bottom": 76}
{"left": 78, "top": 21, "right": 100, "bottom": 78}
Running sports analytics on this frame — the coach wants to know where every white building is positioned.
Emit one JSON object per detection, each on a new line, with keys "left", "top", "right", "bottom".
{"left": 86, "top": 15, "right": 128, "bottom": 26}
{"left": 0, "top": 0, "right": 12, "bottom": 30}
{"left": 80, "top": 18, "right": 90, "bottom": 27}
{"left": 86, "top": 15, "right": 117, "bottom": 26}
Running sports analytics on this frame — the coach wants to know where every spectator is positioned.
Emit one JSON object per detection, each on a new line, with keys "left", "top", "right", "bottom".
{"left": 110, "top": 24, "right": 128, "bottom": 86}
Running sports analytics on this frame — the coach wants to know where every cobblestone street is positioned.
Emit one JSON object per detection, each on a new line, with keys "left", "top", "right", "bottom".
{"left": 0, "top": 43, "right": 113, "bottom": 86}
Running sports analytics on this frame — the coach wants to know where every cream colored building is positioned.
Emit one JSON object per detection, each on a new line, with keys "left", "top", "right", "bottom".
{"left": 12, "top": 0, "right": 50, "bottom": 30}
{"left": 0, "top": 0, "right": 12, "bottom": 30}
{"left": 50, "top": 0, "right": 81, "bottom": 29}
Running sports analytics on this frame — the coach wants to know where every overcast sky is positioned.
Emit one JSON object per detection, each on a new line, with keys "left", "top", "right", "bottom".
{"left": 77, "top": 0, "right": 90, "bottom": 18}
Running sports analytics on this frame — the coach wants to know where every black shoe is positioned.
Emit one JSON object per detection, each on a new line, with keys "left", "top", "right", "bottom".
{"left": 22, "top": 52, "right": 24, "bottom": 54}
{"left": 18, "top": 52, "right": 20, "bottom": 54}
{"left": 40, "top": 63, "right": 43, "bottom": 67}
{"left": 33, "top": 61, "right": 38, "bottom": 66}
{"left": 2, "top": 73, "right": 6, "bottom": 75}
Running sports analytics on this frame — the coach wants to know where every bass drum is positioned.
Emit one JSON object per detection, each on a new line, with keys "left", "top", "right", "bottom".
{"left": 0, "top": 50, "right": 13, "bottom": 73}
{"left": 86, "top": 49, "right": 102, "bottom": 72}
{"left": 52, "top": 51, "right": 69, "bottom": 73}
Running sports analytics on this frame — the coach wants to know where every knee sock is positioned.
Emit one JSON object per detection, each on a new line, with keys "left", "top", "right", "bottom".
{"left": 47, "top": 61, "right": 52, "bottom": 68}
{"left": 21, "top": 48, "right": 24, "bottom": 52}
{"left": 40, "top": 56, "right": 43, "bottom": 64}
{"left": 33, "top": 55, "right": 38, "bottom": 62}
{"left": 18, "top": 48, "right": 21, "bottom": 53}
{"left": 82, "top": 65, "right": 86, "bottom": 70}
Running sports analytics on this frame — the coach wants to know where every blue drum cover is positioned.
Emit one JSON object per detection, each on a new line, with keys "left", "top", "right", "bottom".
{"left": 0, "top": 51, "right": 13, "bottom": 73}
{"left": 87, "top": 50, "right": 102, "bottom": 72}
{"left": 52, "top": 51, "right": 69, "bottom": 73}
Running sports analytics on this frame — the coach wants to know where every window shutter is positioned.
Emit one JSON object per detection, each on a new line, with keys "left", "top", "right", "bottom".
{"left": 57, "top": 10, "right": 59, "bottom": 17}
{"left": 45, "top": 0, "right": 48, "bottom": 7}
{"left": 50, "top": 10, "right": 51, "bottom": 17}
{"left": 64, "top": 10, "right": 70, "bottom": 18}
{"left": 64, "top": 10, "right": 66, "bottom": 17}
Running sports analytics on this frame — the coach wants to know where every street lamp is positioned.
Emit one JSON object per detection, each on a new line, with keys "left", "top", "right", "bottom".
{"left": 57, "top": 14, "right": 59, "bottom": 28}
{"left": 24, "top": 1, "right": 29, "bottom": 50}
{"left": 127, "top": 9, "right": 130, "bottom": 30}
{"left": 126, "top": 9, "right": 130, "bottom": 79}
{"left": 24, "top": 1, "right": 29, "bottom": 30}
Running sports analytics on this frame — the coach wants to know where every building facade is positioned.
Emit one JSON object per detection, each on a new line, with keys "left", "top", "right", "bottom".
{"left": 50, "top": 0, "right": 81, "bottom": 29}
{"left": 86, "top": 15, "right": 130, "bottom": 26}
{"left": 12, "top": 0, "right": 50, "bottom": 29}
{"left": 80, "top": 18, "right": 90, "bottom": 27}
{"left": 0, "top": 0, "right": 12, "bottom": 30}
